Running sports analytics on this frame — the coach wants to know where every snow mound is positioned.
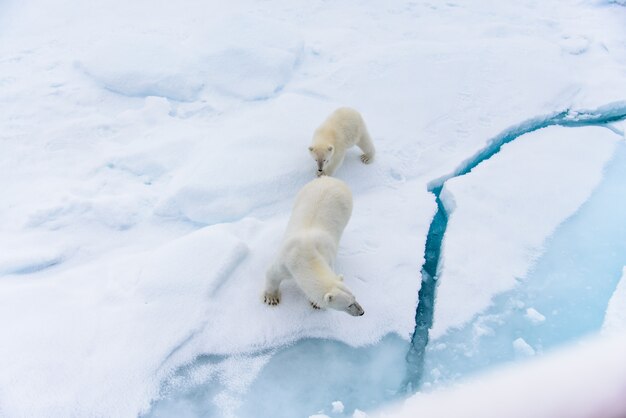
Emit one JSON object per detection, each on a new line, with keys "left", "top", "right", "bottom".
{"left": 0, "top": 224, "right": 248, "bottom": 417}
{"left": 77, "top": 40, "right": 206, "bottom": 102}
{"left": 77, "top": 16, "right": 302, "bottom": 102}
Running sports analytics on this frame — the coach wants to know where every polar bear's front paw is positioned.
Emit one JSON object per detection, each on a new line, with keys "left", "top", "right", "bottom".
{"left": 310, "top": 301, "right": 321, "bottom": 310}
{"left": 263, "top": 291, "right": 281, "bottom": 306}
{"left": 360, "top": 153, "right": 373, "bottom": 164}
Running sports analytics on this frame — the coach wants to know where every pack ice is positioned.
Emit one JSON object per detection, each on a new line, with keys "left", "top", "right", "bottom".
{"left": 1, "top": 0, "right": 626, "bottom": 417}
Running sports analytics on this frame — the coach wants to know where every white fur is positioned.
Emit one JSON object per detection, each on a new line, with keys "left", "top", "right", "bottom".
{"left": 263, "top": 176, "right": 364, "bottom": 316}
{"left": 308, "top": 107, "right": 375, "bottom": 176}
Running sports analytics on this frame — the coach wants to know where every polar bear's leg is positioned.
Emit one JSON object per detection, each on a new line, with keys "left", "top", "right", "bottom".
{"left": 324, "top": 154, "right": 345, "bottom": 176}
{"left": 263, "top": 262, "right": 288, "bottom": 306}
{"left": 357, "top": 129, "right": 375, "bottom": 164}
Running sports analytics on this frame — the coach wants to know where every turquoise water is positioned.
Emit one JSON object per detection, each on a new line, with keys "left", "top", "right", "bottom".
{"left": 406, "top": 104, "right": 626, "bottom": 389}
{"left": 422, "top": 141, "right": 626, "bottom": 386}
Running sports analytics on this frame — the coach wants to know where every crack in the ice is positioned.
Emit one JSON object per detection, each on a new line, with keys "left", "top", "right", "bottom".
{"left": 402, "top": 101, "right": 626, "bottom": 392}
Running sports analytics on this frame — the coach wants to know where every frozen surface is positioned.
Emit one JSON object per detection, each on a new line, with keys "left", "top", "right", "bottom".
{"left": 433, "top": 126, "right": 620, "bottom": 338}
{"left": 151, "top": 335, "right": 407, "bottom": 418}
{"left": 1, "top": 0, "right": 626, "bottom": 416}
{"left": 603, "top": 267, "right": 626, "bottom": 336}
{"left": 0, "top": 185, "right": 430, "bottom": 418}
{"left": 332, "top": 401, "right": 345, "bottom": 414}
{"left": 423, "top": 140, "right": 626, "bottom": 386}
{"left": 525, "top": 308, "right": 546, "bottom": 324}
{"left": 379, "top": 335, "right": 626, "bottom": 418}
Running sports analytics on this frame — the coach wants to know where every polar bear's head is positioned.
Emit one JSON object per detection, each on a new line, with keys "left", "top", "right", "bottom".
{"left": 324, "top": 282, "right": 364, "bottom": 316}
{"left": 308, "top": 145, "right": 334, "bottom": 176}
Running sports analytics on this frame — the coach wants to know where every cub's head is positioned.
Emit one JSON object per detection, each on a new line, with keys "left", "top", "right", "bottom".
{"left": 324, "top": 280, "right": 364, "bottom": 317}
{"left": 308, "top": 144, "right": 334, "bottom": 176}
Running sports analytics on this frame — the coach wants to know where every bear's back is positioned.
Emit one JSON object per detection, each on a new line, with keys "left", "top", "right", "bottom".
{"left": 314, "top": 107, "right": 364, "bottom": 149}
{"left": 285, "top": 176, "right": 353, "bottom": 241}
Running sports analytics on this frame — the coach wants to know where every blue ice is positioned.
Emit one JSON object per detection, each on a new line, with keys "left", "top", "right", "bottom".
{"left": 422, "top": 140, "right": 626, "bottom": 387}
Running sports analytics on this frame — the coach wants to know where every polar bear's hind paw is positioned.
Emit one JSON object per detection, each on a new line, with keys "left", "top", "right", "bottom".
{"left": 360, "top": 153, "right": 373, "bottom": 164}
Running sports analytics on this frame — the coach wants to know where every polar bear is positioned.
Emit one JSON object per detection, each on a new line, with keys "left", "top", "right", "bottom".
{"left": 263, "top": 176, "right": 364, "bottom": 316}
{"left": 308, "top": 107, "right": 375, "bottom": 177}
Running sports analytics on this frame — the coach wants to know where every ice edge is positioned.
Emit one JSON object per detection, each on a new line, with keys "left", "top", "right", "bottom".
{"left": 402, "top": 100, "right": 626, "bottom": 392}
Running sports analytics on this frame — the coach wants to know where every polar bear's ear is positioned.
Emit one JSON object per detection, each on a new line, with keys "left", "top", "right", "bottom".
{"left": 327, "top": 145, "right": 334, "bottom": 152}
{"left": 324, "top": 293, "right": 333, "bottom": 303}
{"left": 338, "top": 274, "right": 344, "bottom": 281}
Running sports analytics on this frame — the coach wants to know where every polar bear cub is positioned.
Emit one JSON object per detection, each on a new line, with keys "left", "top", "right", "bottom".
{"left": 263, "top": 176, "right": 364, "bottom": 316}
{"left": 308, "top": 107, "right": 375, "bottom": 177}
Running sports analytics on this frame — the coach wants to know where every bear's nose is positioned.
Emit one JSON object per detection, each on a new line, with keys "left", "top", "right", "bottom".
{"left": 348, "top": 302, "right": 364, "bottom": 316}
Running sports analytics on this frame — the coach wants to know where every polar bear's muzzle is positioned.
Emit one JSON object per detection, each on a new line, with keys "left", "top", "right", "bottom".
{"left": 346, "top": 302, "right": 364, "bottom": 316}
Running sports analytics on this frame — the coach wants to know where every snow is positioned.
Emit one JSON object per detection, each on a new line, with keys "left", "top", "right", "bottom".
{"left": 525, "top": 308, "right": 546, "bottom": 324}
{"left": 353, "top": 409, "right": 370, "bottom": 418}
{"left": 603, "top": 267, "right": 626, "bottom": 336}
{"left": 1, "top": 0, "right": 626, "bottom": 416}
{"left": 332, "top": 401, "right": 345, "bottom": 414}
{"left": 379, "top": 335, "right": 626, "bottom": 418}
{"left": 512, "top": 338, "right": 536, "bottom": 357}
{"left": 433, "top": 126, "right": 620, "bottom": 338}
{"left": 0, "top": 187, "right": 430, "bottom": 417}
{"left": 77, "top": 16, "right": 302, "bottom": 102}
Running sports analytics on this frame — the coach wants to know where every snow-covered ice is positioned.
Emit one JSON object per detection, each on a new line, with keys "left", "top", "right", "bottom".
{"left": 512, "top": 338, "right": 536, "bottom": 357}
{"left": 603, "top": 267, "right": 626, "bottom": 336}
{"left": 2, "top": 0, "right": 626, "bottom": 416}
{"left": 332, "top": 401, "right": 345, "bottom": 414}
{"left": 433, "top": 126, "right": 620, "bottom": 338}
{"left": 525, "top": 308, "right": 546, "bottom": 324}
{"left": 0, "top": 183, "right": 430, "bottom": 417}
{"left": 353, "top": 409, "right": 370, "bottom": 418}
{"left": 422, "top": 136, "right": 626, "bottom": 387}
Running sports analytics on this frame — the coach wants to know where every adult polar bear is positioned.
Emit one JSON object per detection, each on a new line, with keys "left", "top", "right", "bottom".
{"left": 263, "top": 176, "right": 364, "bottom": 316}
{"left": 308, "top": 107, "right": 375, "bottom": 176}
